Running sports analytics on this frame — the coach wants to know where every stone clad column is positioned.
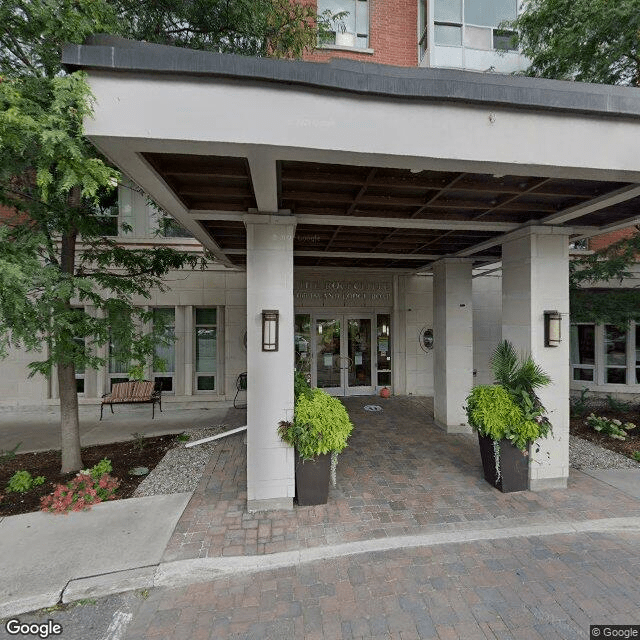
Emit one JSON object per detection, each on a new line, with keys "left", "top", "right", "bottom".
{"left": 246, "top": 217, "right": 296, "bottom": 511}
{"left": 501, "top": 227, "right": 570, "bottom": 490}
{"left": 433, "top": 258, "right": 474, "bottom": 433}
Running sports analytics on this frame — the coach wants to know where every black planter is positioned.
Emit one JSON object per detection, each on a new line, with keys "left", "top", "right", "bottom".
{"left": 295, "top": 452, "right": 331, "bottom": 506}
{"left": 477, "top": 434, "right": 529, "bottom": 493}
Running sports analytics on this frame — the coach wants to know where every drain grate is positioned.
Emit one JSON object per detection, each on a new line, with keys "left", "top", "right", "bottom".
{"left": 364, "top": 405, "right": 383, "bottom": 412}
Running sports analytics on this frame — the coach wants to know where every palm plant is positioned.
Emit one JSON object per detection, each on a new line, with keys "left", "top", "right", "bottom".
{"left": 490, "top": 340, "right": 552, "bottom": 437}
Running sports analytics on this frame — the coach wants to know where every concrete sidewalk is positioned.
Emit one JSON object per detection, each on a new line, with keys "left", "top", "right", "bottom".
{"left": 0, "top": 404, "right": 235, "bottom": 453}
{"left": 0, "top": 493, "right": 191, "bottom": 618}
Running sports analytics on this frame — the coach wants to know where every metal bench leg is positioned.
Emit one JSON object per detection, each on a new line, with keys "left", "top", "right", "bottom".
{"left": 152, "top": 402, "right": 155, "bottom": 419}
{"left": 110, "top": 403, "right": 114, "bottom": 414}
{"left": 100, "top": 404, "right": 104, "bottom": 420}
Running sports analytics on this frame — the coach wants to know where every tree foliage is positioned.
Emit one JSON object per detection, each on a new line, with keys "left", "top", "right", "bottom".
{"left": 0, "top": 0, "right": 332, "bottom": 472}
{"left": 510, "top": 0, "right": 640, "bottom": 86}
{"left": 116, "top": 0, "right": 339, "bottom": 59}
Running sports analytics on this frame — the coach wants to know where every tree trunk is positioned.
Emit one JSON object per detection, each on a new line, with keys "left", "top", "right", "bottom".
{"left": 58, "top": 200, "right": 83, "bottom": 473}
{"left": 58, "top": 362, "right": 83, "bottom": 473}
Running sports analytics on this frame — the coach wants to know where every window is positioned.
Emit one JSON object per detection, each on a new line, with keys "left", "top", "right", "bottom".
{"left": 376, "top": 314, "right": 391, "bottom": 387}
{"left": 605, "top": 325, "right": 627, "bottom": 384}
{"left": 94, "top": 188, "right": 119, "bottom": 236}
{"left": 295, "top": 314, "right": 311, "bottom": 377}
{"left": 195, "top": 308, "right": 217, "bottom": 392}
{"left": 433, "top": 0, "right": 517, "bottom": 51}
{"left": 157, "top": 216, "right": 193, "bottom": 238}
{"left": 74, "top": 337, "right": 86, "bottom": 394}
{"left": 153, "top": 308, "right": 175, "bottom": 393}
{"left": 318, "top": 0, "right": 369, "bottom": 49}
{"left": 108, "top": 311, "right": 130, "bottom": 389}
{"left": 570, "top": 324, "right": 595, "bottom": 382}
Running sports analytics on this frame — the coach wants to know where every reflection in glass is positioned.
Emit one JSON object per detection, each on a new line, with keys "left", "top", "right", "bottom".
{"left": 316, "top": 319, "right": 341, "bottom": 389}
{"left": 434, "top": 24, "right": 462, "bottom": 46}
{"left": 295, "top": 314, "right": 311, "bottom": 378}
{"left": 348, "top": 319, "right": 371, "bottom": 387}
{"left": 376, "top": 314, "right": 391, "bottom": 387}
{"left": 606, "top": 325, "right": 627, "bottom": 384}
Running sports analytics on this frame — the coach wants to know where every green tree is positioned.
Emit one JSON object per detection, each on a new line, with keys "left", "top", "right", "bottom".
{"left": 0, "top": 0, "right": 331, "bottom": 473}
{"left": 510, "top": 0, "right": 640, "bottom": 86}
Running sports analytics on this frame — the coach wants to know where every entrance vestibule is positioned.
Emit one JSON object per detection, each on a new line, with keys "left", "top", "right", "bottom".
{"left": 295, "top": 312, "right": 392, "bottom": 397}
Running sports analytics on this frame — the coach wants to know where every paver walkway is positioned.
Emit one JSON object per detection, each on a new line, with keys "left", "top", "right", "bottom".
{"left": 127, "top": 529, "right": 640, "bottom": 639}
{"left": 163, "top": 396, "right": 640, "bottom": 561}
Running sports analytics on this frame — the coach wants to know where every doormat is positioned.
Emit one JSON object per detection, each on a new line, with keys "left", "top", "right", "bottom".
{"left": 364, "top": 405, "right": 383, "bottom": 412}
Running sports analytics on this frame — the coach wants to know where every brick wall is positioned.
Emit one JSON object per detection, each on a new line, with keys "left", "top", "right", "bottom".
{"left": 302, "top": 0, "right": 418, "bottom": 67}
{"left": 589, "top": 228, "right": 638, "bottom": 252}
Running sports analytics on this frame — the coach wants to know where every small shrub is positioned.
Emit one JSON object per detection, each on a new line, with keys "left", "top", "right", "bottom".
{"left": 279, "top": 388, "right": 353, "bottom": 460}
{"left": 294, "top": 369, "right": 312, "bottom": 404}
{"left": 41, "top": 472, "right": 120, "bottom": 514}
{"left": 606, "top": 394, "right": 631, "bottom": 412}
{"left": 130, "top": 432, "right": 147, "bottom": 451}
{"left": 6, "top": 470, "right": 45, "bottom": 494}
{"left": 570, "top": 388, "right": 590, "bottom": 419}
{"left": 0, "top": 442, "right": 22, "bottom": 464}
{"left": 175, "top": 433, "right": 190, "bottom": 442}
{"left": 585, "top": 413, "right": 636, "bottom": 440}
{"left": 80, "top": 458, "right": 112, "bottom": 482}
{"left": 465, "top": 385, "right": 550, "bottom": 451}
{"left": 632, "top": 451, "right": 640, "bottom": 462}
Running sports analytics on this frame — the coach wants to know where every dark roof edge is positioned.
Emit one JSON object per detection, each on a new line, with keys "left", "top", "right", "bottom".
{"left": 62, "top": 35, "right": 640, "bottom": 119}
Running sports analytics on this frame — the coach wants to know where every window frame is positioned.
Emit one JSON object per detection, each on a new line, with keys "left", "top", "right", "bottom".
{"left": 432, "top": 0, "right": 518, "bottom": 52}
{"left": 318, "top": 0, "right": 370, "bottom": 50}
{"left": 152, "top": 307, "right": 176, "bottom": 395}
{"left": 570, "top": 323, "right": 596, "bottom": 383}
{"left": 570, "top": 321, "right": 640, "bottom": 390}
{"left": 194, "top": 307, "right": 219, "bottom": 393}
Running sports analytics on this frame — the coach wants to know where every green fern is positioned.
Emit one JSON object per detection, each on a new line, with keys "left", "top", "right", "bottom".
{"left": 491, "top": 340, "right": 551, "bottom": 394}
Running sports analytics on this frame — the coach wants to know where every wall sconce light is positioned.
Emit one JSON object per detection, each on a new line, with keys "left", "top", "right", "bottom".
{"left": 262, "top": 310, "right": 279, "bottom": 352}
{"left": 544, "top": 310, "right": 561, "bottom": 347}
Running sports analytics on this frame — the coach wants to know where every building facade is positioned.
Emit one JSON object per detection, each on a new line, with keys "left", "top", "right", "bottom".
{"left": 3, "top": 4, "right": 640, "bottom": 509}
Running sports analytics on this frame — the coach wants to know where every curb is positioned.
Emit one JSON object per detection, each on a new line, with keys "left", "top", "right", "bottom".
{"left": 20, "top": 515, "right": 636, "bottom": 612}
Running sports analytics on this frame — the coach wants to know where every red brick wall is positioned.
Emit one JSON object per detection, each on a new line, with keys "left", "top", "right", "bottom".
{"left": 301, "top": 0, "right": 418, "bottom": 67}
{"left": 589, "top": 228, "right": 638, "bottom": 252}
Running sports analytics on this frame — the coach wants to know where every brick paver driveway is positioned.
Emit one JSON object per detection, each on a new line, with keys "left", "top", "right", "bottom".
{"left": 164, "top": 396, "right": 640, "bottom": 561}
{"left": 127, "top": 530, "right": 640, "bottom": 639}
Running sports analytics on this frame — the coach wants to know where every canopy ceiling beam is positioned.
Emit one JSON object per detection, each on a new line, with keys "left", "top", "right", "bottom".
{"left": 541, "top": 184, "right": 640, "bottom": 225}
{"left": 191, "top": 211, "right": 521, "bottom": 232}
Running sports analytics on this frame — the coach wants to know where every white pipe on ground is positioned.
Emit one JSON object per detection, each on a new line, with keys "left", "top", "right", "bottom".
{"left": 185, "top": 425, "right": 247, "bottom": 448}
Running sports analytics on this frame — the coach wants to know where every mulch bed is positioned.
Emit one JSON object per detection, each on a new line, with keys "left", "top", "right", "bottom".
{"left": 570, "top": 408, "right": 640, "bottom": 461}
{"left": 0, "top": 434, "right": 179, "bottom": 517}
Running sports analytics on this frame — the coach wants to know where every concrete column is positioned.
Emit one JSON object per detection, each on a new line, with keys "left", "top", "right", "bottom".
{"left": 501, "top": 227, "right": 570, "bottom": 490}
{"left": 246, "top": 217, "right": 296, "bottom": 512}
{"left": 433, "top": 258, "right": 473, "bottom": 433}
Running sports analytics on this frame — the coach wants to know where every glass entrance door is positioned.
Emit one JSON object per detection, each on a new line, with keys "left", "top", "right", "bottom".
{"left": 315, "top": 318, "right": 343, "bottom": 394}
{"left": 312, "top": 315, "right": 376, "bottom": 396}
{"left": 345, "top": 317, "right": 374, "bottom": 395}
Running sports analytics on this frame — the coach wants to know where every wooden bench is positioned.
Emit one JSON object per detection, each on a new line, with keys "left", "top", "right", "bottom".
{"left": 100, "top": 380, "right": 162, "bottom": 420}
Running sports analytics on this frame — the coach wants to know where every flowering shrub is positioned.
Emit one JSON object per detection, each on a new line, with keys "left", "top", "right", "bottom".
{"left": 41, "top": 472, "right": 120, "bottom": 514}
{"left": 585, "top": 413, "right": 637, "bottom": 441}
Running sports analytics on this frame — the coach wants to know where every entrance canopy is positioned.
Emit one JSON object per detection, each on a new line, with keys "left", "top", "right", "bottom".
{"left": 62, "top": 36, "right": 640, "bottom": 507}
{"left": 63, "top": 36, "right": 640, "bottom": 273}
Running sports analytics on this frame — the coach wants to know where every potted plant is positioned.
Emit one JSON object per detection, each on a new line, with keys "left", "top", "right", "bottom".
{"left": 465, "top": 341, "right": 552, "bottom": 492}
{"left": 278, "top": 375, "right": 353, "bottom": 505}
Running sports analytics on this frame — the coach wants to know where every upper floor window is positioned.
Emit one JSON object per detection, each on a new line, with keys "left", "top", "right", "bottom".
{"left": 434, "top": 0, "right": 517, "bottom": 51}
{"left": 94, "top": 188, "right": 119, "bottom": 237}
{"left": 318, "top": 0, "right": 369, "bottom": 49}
